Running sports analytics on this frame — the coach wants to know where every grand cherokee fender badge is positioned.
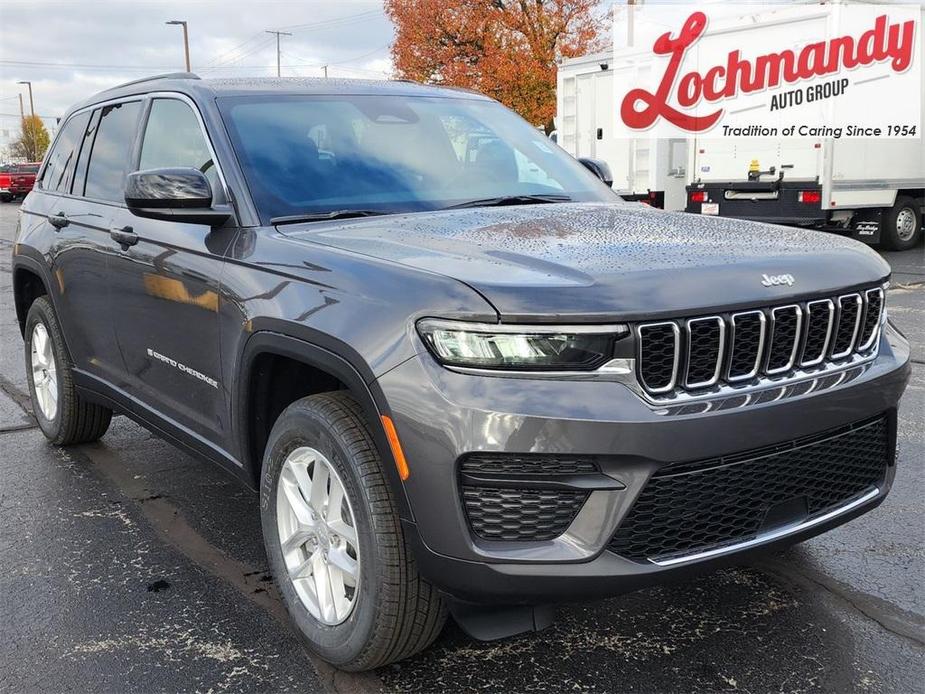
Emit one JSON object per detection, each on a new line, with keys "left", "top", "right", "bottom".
{"left": 146, "top": 348, "right": 219, "bottom": 389}
{"left": 761, "top": 273, "right": 795, "bottom": 287}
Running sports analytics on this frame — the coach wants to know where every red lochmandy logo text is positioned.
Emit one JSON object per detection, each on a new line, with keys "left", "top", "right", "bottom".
{"left": 620, "top": 11, "right": 917, "bottom": 132}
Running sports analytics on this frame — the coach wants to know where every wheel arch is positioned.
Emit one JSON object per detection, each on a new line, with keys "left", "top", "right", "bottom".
{"left": 12, "top": 255, "right": 54, "bottom": 337}
{"left": 235, "top": 330, "right": 415, "bottom": 521}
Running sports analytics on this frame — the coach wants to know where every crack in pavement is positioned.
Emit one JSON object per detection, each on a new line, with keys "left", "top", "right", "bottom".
{"left": 0, "top": 372, "right": 33, "bottom": 417}
{"left": 756, "top": 557, "right": 925, "bottom": 647}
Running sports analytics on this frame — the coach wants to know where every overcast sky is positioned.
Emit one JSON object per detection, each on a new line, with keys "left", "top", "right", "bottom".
{"left": 0, "top": 0, "right": 395, "bottom": 121}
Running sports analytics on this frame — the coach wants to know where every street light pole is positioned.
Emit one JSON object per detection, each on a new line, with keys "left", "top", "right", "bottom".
{"left": 17, "top": 81, "right": 36, "bottom": 161}
{"left": 266, "top": 30, "right": 292, "bottom": 78}
{"left": 166, "top": 20, "right": 191, "bottom": 71}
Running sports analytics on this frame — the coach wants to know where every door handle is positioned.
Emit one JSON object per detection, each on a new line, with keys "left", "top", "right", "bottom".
{"left": 48, "top": 212, "right": 69, "bottom": 229}
{"left": 110, "top": 225, "right": 139, "bottom": 248}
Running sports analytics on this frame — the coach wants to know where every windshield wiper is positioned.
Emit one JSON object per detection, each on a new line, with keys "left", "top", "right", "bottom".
{"left": 271, "top": 210, "right": 388, "bottom": 225}
{"left": 443, "top": 194, "right": 572, "bottom": 210}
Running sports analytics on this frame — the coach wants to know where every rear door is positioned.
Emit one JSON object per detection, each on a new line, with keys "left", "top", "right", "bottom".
{"left": 28, "top": 104, "right": 139, "bottom": 385}
{"left": 107, "top": 96, "right": 235, "bottom": 447}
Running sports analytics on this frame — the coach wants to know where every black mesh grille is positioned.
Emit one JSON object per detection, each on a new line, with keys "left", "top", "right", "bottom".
{"left": 832, "top": 295, "right": 861, "bottom": 356}
{"left": 728, "top": 312, "right": 763, "bottom": 379}
{"left": 801, "top": 301, "right": 832, "bottom": 365}
{"left": 686, "top": 319, "right": 722, "bottom": 386}
{"left": 460, "top": 454, "right": 597, "bottom": 476}
{"left": 463, "top": 487, "right": 587, "bottom": 541}
{"left": 638, "top": 324, "right": 676, "bottom": 391}
{"left": 766, "top": 307, "right": 800, "bottom": 372}
{"left": 858, "top": 290, "right": 882, "bottom": 350}
{"left": 608, "top": 416, "right": 889, "bottom": 561}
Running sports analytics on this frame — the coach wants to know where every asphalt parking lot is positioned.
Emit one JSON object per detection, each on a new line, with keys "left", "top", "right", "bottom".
{"left": 0, "top": 199, "right": 922, "bottom": 693}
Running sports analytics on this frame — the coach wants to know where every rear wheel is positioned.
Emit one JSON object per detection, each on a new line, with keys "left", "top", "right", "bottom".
{"left": 260, "top": 392, "right": 446, "bottom": 671}
{"left": 24, "top": 296, "right": 112, "bottom": 444}
{"left": 881, "top": 196, "right": 922, "bottom": 250}
{"left": 0, "top": 193, "right": 12, "bottom": 203}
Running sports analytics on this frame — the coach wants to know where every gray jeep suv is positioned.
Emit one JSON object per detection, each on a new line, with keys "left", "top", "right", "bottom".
{"left": 12, "top": 74, "right": 911, "bottom": 670}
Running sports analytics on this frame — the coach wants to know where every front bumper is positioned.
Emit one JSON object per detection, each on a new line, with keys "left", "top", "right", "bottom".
{"left": 377, "top": 324, "right": 910, "bottom": 603}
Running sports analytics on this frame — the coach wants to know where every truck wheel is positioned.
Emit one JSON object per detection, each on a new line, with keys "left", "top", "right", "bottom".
{"left": 260, "top": 392, "right": 446, "bottom": 671}
{"left": 0, "top": 193, "right": 12, "bottom": 203}
{"left": 24, "top": 296, "right": 113, "bottom": 444}
{"left": 882, "top": 197, "right": 922, "bottom": 251}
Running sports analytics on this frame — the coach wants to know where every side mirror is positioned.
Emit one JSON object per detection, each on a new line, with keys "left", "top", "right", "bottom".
{"left": 125, "top": 167, "right": 231, "bottom": 226}
{"left": 578, "top": 157, "right": 613, "bottom": 188}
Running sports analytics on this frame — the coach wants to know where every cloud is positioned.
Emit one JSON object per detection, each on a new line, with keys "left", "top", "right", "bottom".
{"left": 0, "top": 0, "right": 395, "bottom": 118}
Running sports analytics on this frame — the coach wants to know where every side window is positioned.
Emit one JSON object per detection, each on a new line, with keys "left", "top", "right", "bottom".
{"left": 85, "top": 101, "right": 142, "bottom": 203}
{"left": 139, "top": 99, "right": 220, "bottom": 192}
{"left": 71, "top": 110, "right": 100, "bottom": 197}
{"left": 40, "top": 111, "right": 90, "bottom": 193}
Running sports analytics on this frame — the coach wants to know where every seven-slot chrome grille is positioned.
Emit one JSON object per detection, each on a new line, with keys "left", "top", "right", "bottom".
{"left": 636, "top": 286, "right": 885, "bottom": 397}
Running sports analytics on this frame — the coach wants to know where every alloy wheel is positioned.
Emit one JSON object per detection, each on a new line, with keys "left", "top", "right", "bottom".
{"left": 30, "top": 322, "right": 58, "bottom": 421}
{"left": 276, "top": 446, "right": 360, "bottom": 625}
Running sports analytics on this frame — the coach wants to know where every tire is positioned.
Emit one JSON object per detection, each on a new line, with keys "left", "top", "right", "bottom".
{"left": 881, "top": 196, "right": 922, "bottom": 251}
{"left": 24, "top": 296, "right": 112, "bottom": 444}
{"left": 0, "top": 193, "right": 12, "bottom": 203}
{"left": 260, "top": 392, "right": 446, "bottom": 671}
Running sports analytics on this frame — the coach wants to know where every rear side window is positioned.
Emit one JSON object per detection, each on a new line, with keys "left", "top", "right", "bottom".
{"left": 85, "top": 101, "right": 141, "bottom": 203}
{"left": 139, "top": 99, "right": 220, "bottom": 192}
{"left": 72, "top": 110, "right": 100, "bottom": 197}
{"left": 41, "top": 112, "right": 91, "bottom": 193}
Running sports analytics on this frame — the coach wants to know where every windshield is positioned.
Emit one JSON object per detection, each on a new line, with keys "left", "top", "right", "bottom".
{"left": 218, "top": 94, "right": 616, "bottom": 223}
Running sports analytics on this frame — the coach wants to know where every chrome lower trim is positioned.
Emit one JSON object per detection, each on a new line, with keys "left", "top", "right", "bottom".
{"left": 648, "top": 487, "right": 881, "bottom": 567}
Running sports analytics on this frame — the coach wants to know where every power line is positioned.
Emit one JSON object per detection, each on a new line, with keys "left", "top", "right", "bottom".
{"left": 272, "top": 9, "right": 383, "bottom": 33}
{"left": 201, "top": 31, "right": 266, "bottom": 67}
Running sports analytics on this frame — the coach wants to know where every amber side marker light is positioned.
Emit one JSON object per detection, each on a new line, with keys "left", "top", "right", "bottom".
{"left": 381, "top": 415, "right": 410, "bottom": 481}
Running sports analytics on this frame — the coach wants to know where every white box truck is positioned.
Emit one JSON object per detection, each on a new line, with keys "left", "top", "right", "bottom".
{"left": 683, "top": 5, "right": 924, "bottom": 250}
{"left": 556, "top": 50, "right": 690, "bottom": 211}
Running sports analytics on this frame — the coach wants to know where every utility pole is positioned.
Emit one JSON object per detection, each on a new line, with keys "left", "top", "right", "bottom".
{"left": 266, "top": 30, "right": 292, "bottom": 78}
{"left": 17, "top": 81, "right": 35, "bottom": 161}
{"left": 322, "top": 65, "right": 328, "bottom": 78}
{"left": 166, "top": 20, "right": 191, "bottom": 71}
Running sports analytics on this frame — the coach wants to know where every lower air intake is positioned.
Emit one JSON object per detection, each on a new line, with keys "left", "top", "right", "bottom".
{"left": 608, "top": 416, "right": 889, "bottom": 562}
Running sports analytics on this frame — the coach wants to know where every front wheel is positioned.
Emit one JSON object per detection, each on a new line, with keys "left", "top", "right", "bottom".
{"left": 260, "top": 392, "right": 446, "bottom": 671}
{"left": 881, "top": 196, "right": 922, "bottom": 251}
{"left": 24, "top": 296, "right": 113, "bottom": 444}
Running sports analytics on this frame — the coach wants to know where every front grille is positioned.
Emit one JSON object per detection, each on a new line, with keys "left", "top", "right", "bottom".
{"left": 832, "top": 294, "right": 862, "bottom": 358}
{"left": 460, "top": 454, "right": 598, "bottom": 476}
{"left": 462, "top": 487, "right": 587, "bottom": 541}
{"left": 635, "top": 285, "right": 884, "bottom": 397}
{"left": 638, "top": 323, "right": 679, "bottom": 392}
{"left": 608, "top": 416, "right": 889, "bottom": 562}
{"left": 801, "top": 300, "right": 834, "bottom": 366}
{"left": 766, "top": 305, "right": 801, "bottom": 373}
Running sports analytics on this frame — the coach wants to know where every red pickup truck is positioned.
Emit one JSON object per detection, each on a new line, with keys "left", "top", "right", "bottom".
{"left": 0, "top": 162, "right": 40, "bottom": 202}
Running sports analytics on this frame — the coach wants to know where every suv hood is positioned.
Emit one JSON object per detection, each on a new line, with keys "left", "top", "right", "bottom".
{"left": 280, "top": 202, "right": 890, "bottom": 321}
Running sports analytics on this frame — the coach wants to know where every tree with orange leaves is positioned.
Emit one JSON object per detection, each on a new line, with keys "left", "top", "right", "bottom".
{"left": 385, "top": 0, "right": 608, "bottom": 132}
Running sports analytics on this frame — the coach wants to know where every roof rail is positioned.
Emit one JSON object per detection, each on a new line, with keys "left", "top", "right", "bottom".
{"left": 104, "top": 72, "right": 201, "bottom": 92}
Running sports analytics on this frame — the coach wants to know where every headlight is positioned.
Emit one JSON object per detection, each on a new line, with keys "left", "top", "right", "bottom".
{"left": 416, "top": 319, "right": 628, "bottom": 371}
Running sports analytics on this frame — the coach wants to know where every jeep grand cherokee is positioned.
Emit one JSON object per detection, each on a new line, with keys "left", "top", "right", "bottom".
{"left": 12, "top": 74, "right": 910, "bottom": 671}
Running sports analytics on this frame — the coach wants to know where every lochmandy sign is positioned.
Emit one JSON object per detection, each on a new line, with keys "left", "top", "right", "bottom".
{"left": 613, "top": 4, "right": 922, "bottom": 139}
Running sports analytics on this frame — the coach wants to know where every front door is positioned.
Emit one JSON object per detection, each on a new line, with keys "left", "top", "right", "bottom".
{"left": 107, "top": 96, "right": 235, "bottom": 446}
